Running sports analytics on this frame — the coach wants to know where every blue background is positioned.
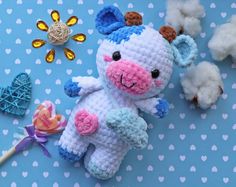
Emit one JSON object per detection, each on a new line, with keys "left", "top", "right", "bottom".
{"left": 0, "top": 0, "right": 236, "bottom": 186}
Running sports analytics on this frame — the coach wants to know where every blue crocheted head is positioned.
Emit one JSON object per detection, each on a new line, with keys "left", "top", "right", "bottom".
{"left": 106, "top": 25, "right": 145, "bottom": 44}
{"left": 95, "top": 6, "right": 198, "bottom": 99}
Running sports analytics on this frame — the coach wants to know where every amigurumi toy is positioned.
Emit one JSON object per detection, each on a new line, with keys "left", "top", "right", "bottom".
{"left": 58, "top": 5, "right": 198, "bottom": 180}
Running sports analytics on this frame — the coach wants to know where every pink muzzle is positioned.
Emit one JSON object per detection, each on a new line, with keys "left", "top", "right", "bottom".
{"left": 106, "top": 60, "right": 152, "bottom": 95}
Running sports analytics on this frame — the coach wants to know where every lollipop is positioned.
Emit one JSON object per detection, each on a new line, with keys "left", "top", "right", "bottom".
{"left": 32, "top": 100, "right": 66, "bottom": 134}
{"left": 0, "top": 101, "right": 66, "bottom": 165}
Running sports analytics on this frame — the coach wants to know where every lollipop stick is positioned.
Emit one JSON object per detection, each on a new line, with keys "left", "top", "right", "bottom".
{"left": 0, "top": 146, "right": 16, "bottom": 165}
{"left": 0, "top": 135, "right": 27, "bottom": 166}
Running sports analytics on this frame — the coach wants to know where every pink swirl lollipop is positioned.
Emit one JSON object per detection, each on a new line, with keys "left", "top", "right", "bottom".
{"left": 0, "top": 101, "right": 67, "bottom": 165}
{"left": 33, "top": 100, "right": 66, "bottom": 134}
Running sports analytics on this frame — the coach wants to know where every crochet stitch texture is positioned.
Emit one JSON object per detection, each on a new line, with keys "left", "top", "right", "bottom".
{"left": 58, "top": 5, "right": 198, "bottom": 180}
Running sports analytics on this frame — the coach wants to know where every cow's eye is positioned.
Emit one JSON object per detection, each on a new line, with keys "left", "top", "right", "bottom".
{"left": 151, "top": 69, "right": 160, "bottom": 78}
{"left": 112, "top": 51, "right": 121, "bottom": 61}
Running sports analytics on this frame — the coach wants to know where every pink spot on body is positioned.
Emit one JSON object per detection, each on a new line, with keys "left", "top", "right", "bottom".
{"left": 74, "top": 110, "right": 99, "bottom": 136}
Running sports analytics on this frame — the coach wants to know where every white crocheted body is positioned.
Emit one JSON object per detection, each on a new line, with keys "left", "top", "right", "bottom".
{"left": 59, "top": 88, "right": 137, "bottom": 151}
{"left": 59, "top": 88, "right": 137, "bottom": 178}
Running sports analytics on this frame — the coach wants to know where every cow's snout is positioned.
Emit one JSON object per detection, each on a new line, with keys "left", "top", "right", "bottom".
{"left": 106, "top": 60, "right": 152, "bottom": 95}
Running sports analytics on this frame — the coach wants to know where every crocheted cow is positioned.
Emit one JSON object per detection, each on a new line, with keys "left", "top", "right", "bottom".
{"left": 58, "top": 5, "right": 197, "bottom": 180}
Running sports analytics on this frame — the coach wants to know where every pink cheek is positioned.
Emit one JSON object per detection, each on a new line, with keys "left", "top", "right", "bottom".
{"left": 103, "top": 55, "right": 113, "bottom": 62}
{"left": 155, "top": 80, "right": 163, "bottom": 87}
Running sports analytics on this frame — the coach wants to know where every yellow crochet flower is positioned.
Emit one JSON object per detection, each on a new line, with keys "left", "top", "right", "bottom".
{"left": 32, "top": 10, "right": 86, "bottom": 63}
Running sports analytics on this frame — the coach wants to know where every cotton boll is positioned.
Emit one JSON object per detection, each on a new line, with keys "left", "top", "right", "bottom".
{"left": 208, "top": 15, "right": 236, "bottom": 62}
{"left": 165, "top": 1, "right": 185, "bottom": 33}
{"left": 165, "top": 0, "right": 205, "bottom": 37}
{"left": 184, "top": 17, "right": 202, "bottom": 37}
{"left": 165, "top": 9, "right": 184, "bottom": 33}
{"left": 181, "top": 61, "right": 223, "bottom": 109}
{"left": 181, "top": 0, "right": 204, "bottom": 18}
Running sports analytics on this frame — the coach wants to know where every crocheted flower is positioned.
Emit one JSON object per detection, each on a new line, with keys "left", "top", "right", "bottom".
{"left": 74, "top": 110, "right": 99, "bottom": 136}
{"left": 32, "top": 10, "right": 86, "bottom": 63}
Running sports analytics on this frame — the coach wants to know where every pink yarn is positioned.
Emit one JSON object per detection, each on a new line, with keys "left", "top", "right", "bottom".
{"left": 155, "top": 80, "right": 163, "bottom": 87}
{"left": 106, "top": 60, "right": 152, "bottom": 95}
{"left": 74, "top": 110, "right": 99, "bottom": 136}
{"left": 103, "top": 55, "right": 113, "bottom": 62}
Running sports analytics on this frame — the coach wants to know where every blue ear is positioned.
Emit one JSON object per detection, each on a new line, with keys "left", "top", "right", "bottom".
{"left": 171, "top": 35, "right": 198, "bottom": 67}
{"left": 95, "top": 5, "right": 125, "bottom": 35}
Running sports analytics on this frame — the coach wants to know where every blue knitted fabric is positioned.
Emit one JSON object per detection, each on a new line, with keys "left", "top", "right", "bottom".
{"left": 95, "top": 6, "right": 125, "bottom": 35}
{"left": 155, "top": 99, "right": 169, "bottom": 118}
{"left": 106, "top": 108, "right": 148, "bottom": 149}
{"left": 87, "top": 161, "right": 114, "bottom": 180}
{"left": 64, "top": 79, "right": 81, "bottom": 97}
{"left": 58, "top": 146, "right": 83, "bottom": 162}
{"left": 106, "top": 26, "right": 145, "bottom": 44}
{"left": 171, "top": 35, "right": 198, "bottom": 67}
